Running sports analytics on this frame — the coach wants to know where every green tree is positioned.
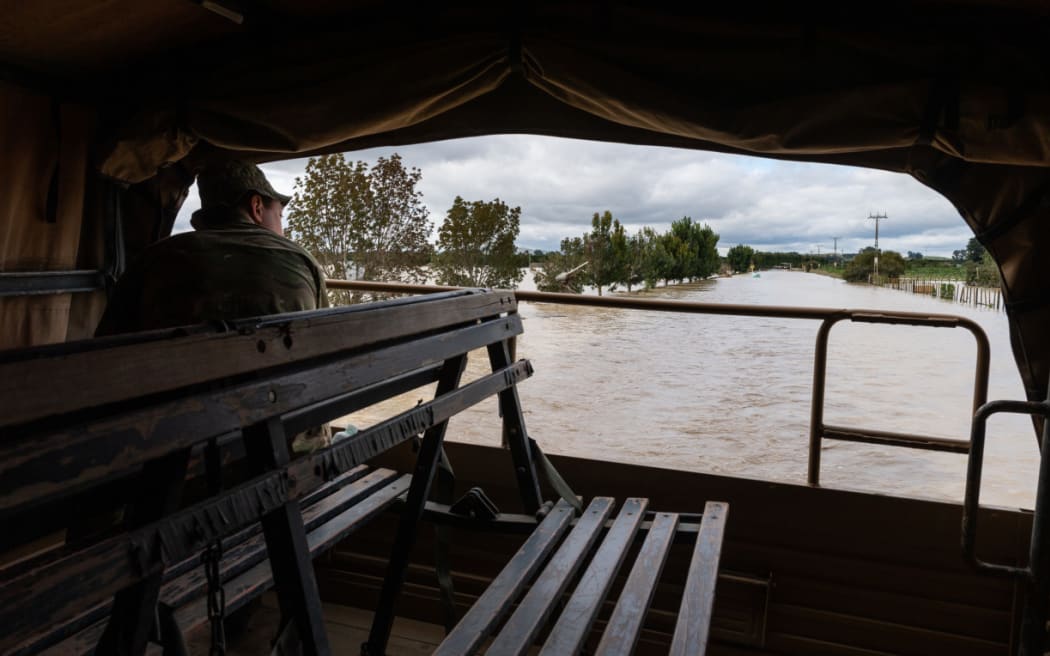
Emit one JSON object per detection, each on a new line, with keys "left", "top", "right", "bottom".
{"left": 843, "top": 249, "right": 906, "bottom": 282}
{"left": 536, "top": 237, "right": 587, "bottom": 293}
{"left": 966, "top": 250, "right": 1001, "bottom": 286}
{"left": 433, "top": 196, "right": 524, "bottom": 288}
{"left": 286, "top": 154, "right": 367, "bottom": 304}
{"left": 584, "top": 210, "right": 616, "bottom": 296}
{"left": 358, "top": 154, "right": 433, "bottom": 284}
{"left": 288, "top": 152, "right": 432, "bottom": 303}
{"left": 964, "top": 237, "right": 986, "bottom": 263}
{"left": 666, "top": 216, "right": 720, "bottom": 281}
{"left": 609, "top": 219, "right": 631, "bottom": 291}
{"left": 726, "top": 244, "right": 755, "bottom": 273}
{"left": 623, "top": 230, "right": 648, "bottom": 291}
{"left": 640, "top": 227, "right": 674, "bottom": 288}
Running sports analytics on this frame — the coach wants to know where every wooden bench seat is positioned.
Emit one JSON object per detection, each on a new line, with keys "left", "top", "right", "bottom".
{"left": 434, "top": 498, "right": 728, "bottom": 656}
{"left": 1, "top": 288, "right": 542, "bottom": 655}
{"left": 32, "top": 466, "right": 410, "bottom": 656}
{"left": 1, "top": 287, "right": 728, "bottom": 656}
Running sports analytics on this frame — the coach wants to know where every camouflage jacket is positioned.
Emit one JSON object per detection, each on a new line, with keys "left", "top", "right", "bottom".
{"left": 96, "top": 208, "right": 329, "bottom": 336}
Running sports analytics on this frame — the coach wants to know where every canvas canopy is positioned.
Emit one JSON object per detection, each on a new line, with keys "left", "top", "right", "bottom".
{"left": 3, "top": 1, "right": 1050, "bottom": 413}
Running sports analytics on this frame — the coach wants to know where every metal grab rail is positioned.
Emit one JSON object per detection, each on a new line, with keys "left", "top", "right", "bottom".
{"left": 962, "top": 396, "right": 1050, "bottom": 656}
{"left": 808, "top": 311, "right": 989, "bottom": 485}
{"left": 326, "top": 279, "right": 991, "bottom": 487}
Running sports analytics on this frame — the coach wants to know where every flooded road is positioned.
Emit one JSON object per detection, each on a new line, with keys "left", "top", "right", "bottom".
{"left": 348, "top": 270, "right": 1037, "bottom": 509}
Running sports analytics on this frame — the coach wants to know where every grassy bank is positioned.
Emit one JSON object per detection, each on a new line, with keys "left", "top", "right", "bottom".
{"left": 812, "top": 263, "right": 965, "bottom": 281}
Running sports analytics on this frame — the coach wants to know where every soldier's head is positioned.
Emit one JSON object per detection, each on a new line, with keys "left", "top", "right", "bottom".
{"left": 196, "top": 161, "right": 291, "bottom": 235}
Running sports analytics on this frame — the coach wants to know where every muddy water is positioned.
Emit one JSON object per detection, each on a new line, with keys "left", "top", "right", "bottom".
{"left": 345, "top": 270, "right": 1037, "bottom": 509}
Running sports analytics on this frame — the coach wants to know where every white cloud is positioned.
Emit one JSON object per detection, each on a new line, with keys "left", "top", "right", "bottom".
{"left": 173, "top": 135, "right": 971, "bottom": 256}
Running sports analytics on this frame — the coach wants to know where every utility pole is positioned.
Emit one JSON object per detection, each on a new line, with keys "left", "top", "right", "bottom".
{"left": 868, "top": 213, "right": 887, "bottom": 276}
{"left": 832, "top": 236, "right": 841, "bottom": 265}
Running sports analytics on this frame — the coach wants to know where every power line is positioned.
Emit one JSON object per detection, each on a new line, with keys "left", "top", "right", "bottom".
{"left": 868, "top": 213, "right": 887, "bottom": 276}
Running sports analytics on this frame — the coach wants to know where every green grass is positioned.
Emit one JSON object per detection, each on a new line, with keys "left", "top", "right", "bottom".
{"left": 813, "top": 263, "right": 965, "bottom": 281}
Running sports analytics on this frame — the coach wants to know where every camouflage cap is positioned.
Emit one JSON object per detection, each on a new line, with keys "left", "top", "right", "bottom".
{"left": 197, "top": 160, "right": 292, "bottom": 209}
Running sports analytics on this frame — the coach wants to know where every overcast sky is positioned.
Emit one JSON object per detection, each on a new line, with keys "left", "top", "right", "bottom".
{"left": 174, "top": 135, "right": 971, "bottom": 257}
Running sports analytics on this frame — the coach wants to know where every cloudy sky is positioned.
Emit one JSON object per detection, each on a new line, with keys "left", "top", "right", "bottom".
{"left": 174, "top": 135, "right": 971, "bottom": 257}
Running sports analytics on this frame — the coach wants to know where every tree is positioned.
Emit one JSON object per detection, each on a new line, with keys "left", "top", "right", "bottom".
{"left": 639, "top": 227, "right": 674, "bottom": 288}
{"left": 286, "top": 154, "right": 367, "bottom": 304}
{"left": 584, "top": 210, "right": 616, "bottom": 296}
{"left": 967, "top": 250, "right": 1001, "bottom": 286}
{"left": 666, "top": 216, "right": 720, "bottom": 281}
{"left": 843, "top": 249, "right": 906, "bottom": 282}
{"left": 726, "top": 244, "right": 755, "bottom": 273}
{"left": 357, "top": 154, "right": 433, "bottom": 284}
{"left": 907, "top": 250, "right": 924, "bottom": 260}
{"left": 690, "top": 222, "right": 721, "bottom": 280}
{"left": 964, "top": 237, "right": 986, "bottom": 263}
{"left": 433, "top": 196, "right": 524, "bottom": 288}
{"left": 288, "top": 153, "right": 433, "bottom": 303}
{"left": 622, "top": 230, "right": 648, "bottom": 292}
{"left": 609, "top": 219, "right": 631, "bottom": 291}
{"left": 536, "top": 237, "right": 587, "bottom": 293}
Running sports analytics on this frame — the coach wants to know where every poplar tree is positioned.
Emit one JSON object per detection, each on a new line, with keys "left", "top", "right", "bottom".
{"left": 585, "top": 210, "right": 616, "bottom": 296}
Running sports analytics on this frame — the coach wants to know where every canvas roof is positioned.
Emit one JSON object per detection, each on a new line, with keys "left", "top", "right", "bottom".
{"left": 3, "top": 1, "right": 1050, "bottom": 412}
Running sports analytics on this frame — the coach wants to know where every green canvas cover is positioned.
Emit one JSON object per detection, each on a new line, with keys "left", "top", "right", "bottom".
{"left": 3, "top": 1, "right": 1050, "bottom": 412}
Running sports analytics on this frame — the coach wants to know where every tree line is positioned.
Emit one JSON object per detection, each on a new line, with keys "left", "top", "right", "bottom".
{"left": 287, "top": 153, "right": 722, "bottom": 301}
{"left": 535, "top": 213, "right": 720, "bottom": 294}
{"left": 286, "top": 153, "right": 525, "bottom": 303}
{"left": 287, "top": 153, "right": 1000, "bottom": 301}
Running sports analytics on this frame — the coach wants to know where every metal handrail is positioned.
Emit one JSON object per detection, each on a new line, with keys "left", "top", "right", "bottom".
{"left": 808, "top": 311, "right": 989, "bottom": 485}
{"left": 326, "top": 279, "right": 991, "bottom": 486}
{"left": 962, "top": 396, "right": 1050, "bottom": 655}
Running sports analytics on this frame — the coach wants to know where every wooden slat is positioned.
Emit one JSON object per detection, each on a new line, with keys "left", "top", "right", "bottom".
{"left": 0, "top": 315, "right": 524, "bottom": 517}
{"left": 160, "top": 468, "right": 401, "bottom": 608}
{"left": 594, "top": 512, "right": 680, "bottom": 656}
{"left": 670, "top": 501, "right": 729, "bottom": 656}
{"left": 175, "top": 474, "right": 412, "bottom": 633}
{"left": 540, "top": 498, "right": 649, "bottom": 656}
{"left": 1, "top": 289, "right": 515, "bottom": 428}
{"left": 488, "top": 497, "right": 615, "bottom": 656}
{"left": 433, "top": 499, "right": 577, "bottom": 656}
{"left": 43, "top": 475, "right": 413, "bottom": 656}
{"left": 0, "top": 360, "right": 533, "bottom": 655}
{"left": 6, "top": 466, "right": 379, "bottom": 656}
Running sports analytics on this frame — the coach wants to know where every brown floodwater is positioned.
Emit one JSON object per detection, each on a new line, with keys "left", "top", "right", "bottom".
{"left": 345, "top": 269, "right": 1037, "bottom": 510}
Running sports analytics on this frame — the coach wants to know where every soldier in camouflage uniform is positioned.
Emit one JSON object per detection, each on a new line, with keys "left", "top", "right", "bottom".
{"left": 96, "top": 160, "right": 328, "bottom": 336}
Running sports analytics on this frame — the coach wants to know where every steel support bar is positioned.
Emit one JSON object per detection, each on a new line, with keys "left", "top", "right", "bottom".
{"left": 366, "top": 355, "right": 467, "bottom": 656}
{"left": 822, "top": 424, "right": 970, "bottom": 454}
{"left": 963, "top": 400, "right": 1050, "bottom": 580}
{"left": 326, "top": 279, "right": 967, "bottom": 323}
{"left": 0, "top": 270, "right": 105, "bottom": 297}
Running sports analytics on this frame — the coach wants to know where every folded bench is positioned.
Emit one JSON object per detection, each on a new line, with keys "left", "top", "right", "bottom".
{"left": 32, "top": 465, "right": 409, "bottom": 656}
{"left": 0, "top": 287, "right": 729, "bottom": 656}
{"left": 434, "top": 498, "right": 728, "bottom": 656}
{"left": 0, "top": 289, "right": 542, "bottom": 655}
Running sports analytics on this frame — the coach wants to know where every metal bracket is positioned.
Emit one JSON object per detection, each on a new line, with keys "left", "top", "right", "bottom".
{"left": 449, "top": 487, "right": 500, "bottom": 521}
